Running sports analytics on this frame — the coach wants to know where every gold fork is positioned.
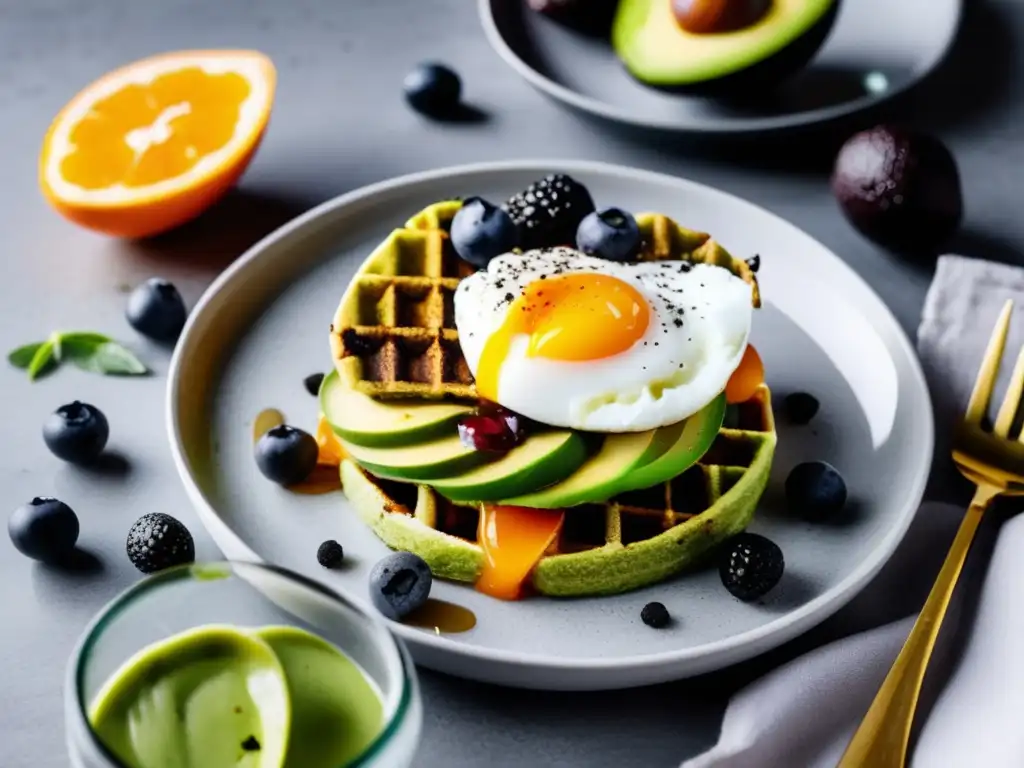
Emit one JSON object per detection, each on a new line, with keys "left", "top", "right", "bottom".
{"left": 838, "top": 299, "right": 1024, "bottom": 767}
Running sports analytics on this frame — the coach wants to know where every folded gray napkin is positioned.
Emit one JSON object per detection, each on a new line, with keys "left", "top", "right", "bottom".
{"left": 682, "top": 255, "right": 1024, "bottom": 768}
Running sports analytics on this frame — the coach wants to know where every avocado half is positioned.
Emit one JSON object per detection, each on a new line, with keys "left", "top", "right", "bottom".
{"left": 612, "top": 0, "right": 841, "bottom": 96}
{"left": 340, "top": 385, "right": 777, "bottom": 598}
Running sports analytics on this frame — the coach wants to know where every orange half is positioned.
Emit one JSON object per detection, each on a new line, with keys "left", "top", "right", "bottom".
{"left": 39, "top": 49, "right": 276, "bottom": 238}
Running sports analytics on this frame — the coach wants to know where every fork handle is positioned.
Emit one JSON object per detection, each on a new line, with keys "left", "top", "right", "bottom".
{"left": 837, "top": 484, "right": 997, "bottom": 768}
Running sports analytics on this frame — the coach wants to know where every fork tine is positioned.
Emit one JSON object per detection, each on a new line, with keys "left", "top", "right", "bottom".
{"left": 995, "top": 344, "right": 1024, "bottom": 437}
{"left": 965, "top": 300, "right": 1014, "bottom": 425}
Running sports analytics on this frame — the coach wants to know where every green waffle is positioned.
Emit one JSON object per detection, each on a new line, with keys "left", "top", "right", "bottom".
{"left": 340, "top": 385, "right": 776, "bottom": 597}
{"left": 329, "top": 201, "right": 761, "bottom": 401}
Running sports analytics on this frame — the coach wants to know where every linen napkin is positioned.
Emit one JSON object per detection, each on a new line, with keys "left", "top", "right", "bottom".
{"left": 682, "top": 255, "right": 1024, "bottom": 768}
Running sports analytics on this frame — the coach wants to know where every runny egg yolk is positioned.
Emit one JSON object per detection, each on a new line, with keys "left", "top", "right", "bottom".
{"left": 475, "top": 273, "right": 651, "bottom": 401}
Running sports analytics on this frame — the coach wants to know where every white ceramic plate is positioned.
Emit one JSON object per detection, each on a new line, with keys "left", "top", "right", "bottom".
{"left": 167, "top": 160, "right": 933, "bottom": 691}
{"left": 479, "top": 0, "right": 962, "bottom": 134}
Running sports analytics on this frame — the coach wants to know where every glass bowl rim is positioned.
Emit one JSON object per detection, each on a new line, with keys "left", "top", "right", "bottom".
{"left": 66, "top": 560, "right": 416, "bottom": 768}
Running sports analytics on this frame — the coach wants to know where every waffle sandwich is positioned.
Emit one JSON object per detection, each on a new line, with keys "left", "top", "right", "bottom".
{"left": 324, "top": 192, "right": 777, "bottom": 599}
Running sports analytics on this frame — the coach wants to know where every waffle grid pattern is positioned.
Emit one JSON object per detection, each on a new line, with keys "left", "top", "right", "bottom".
{"left": 349, "top": 390, "right": 773, "bottom": 579}
{"left": 331, "top": 200, "right": 761, "bottom": 400}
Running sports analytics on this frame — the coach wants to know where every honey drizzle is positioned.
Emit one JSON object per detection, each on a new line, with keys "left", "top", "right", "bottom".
{"left": 402, "top": 599, "right": 477, "bottom": 634}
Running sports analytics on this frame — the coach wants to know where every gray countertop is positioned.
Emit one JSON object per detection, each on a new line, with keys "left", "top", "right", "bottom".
{"left": 2, "top": 1, "right": 1023, "bottom": 766}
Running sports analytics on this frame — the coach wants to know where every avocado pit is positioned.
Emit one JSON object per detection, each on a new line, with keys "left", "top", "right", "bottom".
{"left": 672, "top": 0, "right": 771, "bottom": 35}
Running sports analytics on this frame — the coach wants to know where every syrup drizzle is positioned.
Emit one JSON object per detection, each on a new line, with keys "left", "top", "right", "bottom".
{"left": 402, "top": 599, "right": 477, "bottom": 634}
{"left": 253, "top": 408, "right": 286, "bottom": 441}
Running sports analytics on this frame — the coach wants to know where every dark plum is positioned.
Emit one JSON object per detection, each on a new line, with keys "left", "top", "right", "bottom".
{"left": 831, "top": 126, "right": 962, "bottom": 255}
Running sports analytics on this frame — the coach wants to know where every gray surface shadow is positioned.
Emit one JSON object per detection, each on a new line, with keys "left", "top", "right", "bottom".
{"left": 117, "top": 187, "right": 319, "bottom": 273}
{"left": 418, "top": 667, "right": 725, "bottom": 768}
{"left": 880, "top": 0, "right": 1017, "bottom": 133}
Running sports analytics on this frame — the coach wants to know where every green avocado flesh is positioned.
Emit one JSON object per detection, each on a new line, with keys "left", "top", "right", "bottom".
{"left": 257, "top": 627, "right": 384, "bottom": 768}
{"left": 619, "top": 394, "right": 725, "bottom": 493}
{"left": 340, "top": 432, "right": 490, "bottom": 481}
{"left": 341, "top": 413, "right": 776, "bottom": 597}
{"left": 612, "top": 0, "right": 836, "bottom": 86}
{"left": 501, "top": 397, "right": 724, "bottom": 508}
{"left": 89, "top": 625, "right": 383, "bottom": 768}
{"left": 322, "top": 364, "right": 470, "bottom": 448}
{"left": 431, "top": 430, "right": 593, "bottom": 502}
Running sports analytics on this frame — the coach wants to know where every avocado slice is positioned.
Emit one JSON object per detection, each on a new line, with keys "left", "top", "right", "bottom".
{"left": 612, "top": 0, "right": 839, "bottom": 95}
{"left": 616, "top": 394, "right": 725, "bottom": 494}
{"left": 499, "top": 398, "right": 724, "bottom": 508}
{"left": 499, "top": 426, "right": 675, "bottom": 509}
{"left": 340, "top": 433, "right": 495, "bottom": 481}
{"left": 320, "top": 366, "right": 470, "bottom": 448}
{"left": 432, "top": 430, "right": 593, "bottom": 503}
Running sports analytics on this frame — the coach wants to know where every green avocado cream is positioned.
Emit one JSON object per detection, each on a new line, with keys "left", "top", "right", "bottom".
{"left": 88, "top": 624, "right": 385, "bottom": 768}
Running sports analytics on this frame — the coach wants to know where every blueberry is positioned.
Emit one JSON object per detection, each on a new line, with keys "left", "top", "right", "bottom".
{"left": 403, "top": 63, "right": 461, "bottom": 116}
{"left": 317, "top": 540, "right": 345, "bottom": 569}
{"left": 126, "top": 512, "right": 195, "bottom": 573}
{"left": 369, "top": 552, "right": 432, "bottom": 620}
{"left": 450, "top": 197, "right": 519, "bottom": 268}
{"left": 43, "top": 401, "right": 109, "bottom": 464}
{"left": 786, "top": 461, "right": 847, "bottom": 520}
{"left": 8, "top": 497, "right": 79, "bottom": 563}
{"left": 640, "top": 601, "right": 671, "bottom": 628}
{"left": 126, "top": 278, "right": 187, "bottom": 342}
{"left": 255, "top": 425, "right": 318, "bottom": 486}
{"left": 783, "top": 392, "right": 819, "bottom": 425}
{"left": 575, "top": 207, "right": 641, "bottom": 262}
{"left": 719, "top": 533, "right": 784, "bottom": 602}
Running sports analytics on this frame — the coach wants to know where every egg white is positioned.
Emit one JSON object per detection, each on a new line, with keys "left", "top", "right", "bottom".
{"left": 454, "top": 248, "right": 753, "bottom": 432}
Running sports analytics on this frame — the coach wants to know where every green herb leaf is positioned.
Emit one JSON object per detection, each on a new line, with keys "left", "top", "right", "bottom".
{"left": 59, "top": 331, "right": 112, "bottom": 346}
{"left": 8, "top": 342, "right": 44, "bottom": 369}
{"left": 27, "top": 340, "right": 56, "bottom": 380}
{"left": 65, "top": 340, "right": 148, "bottom": 376}
{"left": 49, "top": 331, "right": 62, "bottom": 362}
{"left": 60, "top": 335, "right": 105, "bottom": 361}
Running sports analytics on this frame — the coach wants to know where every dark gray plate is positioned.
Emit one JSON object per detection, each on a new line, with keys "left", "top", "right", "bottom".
{"left": 480, "top": 0, "right": 962, "bottom": 134}
{"left": 168, "top": 160, "right": 933, "bottom": 690}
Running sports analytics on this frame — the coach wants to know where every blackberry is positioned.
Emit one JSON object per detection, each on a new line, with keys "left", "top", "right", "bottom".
{"left": 640, "top": 601, "right": 671, "bottom": 628}
{"left": 502, "top": 173, "right": 595, "bottom": 249}
{"left": 317, "top": 540, "right": 345, "bottom": 568}
{"left": 719, "top": 533, "right": 784, "bottom": 601}
{"left": 126, "top": 513, "right": 195, "bottom": 574}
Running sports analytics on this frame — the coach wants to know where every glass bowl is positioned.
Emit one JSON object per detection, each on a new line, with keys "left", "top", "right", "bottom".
{"left": 65, "top": 561, "right": 421, "bottom": 768}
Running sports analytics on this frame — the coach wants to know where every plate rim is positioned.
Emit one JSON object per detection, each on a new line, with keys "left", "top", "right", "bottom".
{"left": 477, "top": 0, "right": 964, "bottom": 134}
{"left": 167, "top": 158, "right": 934, "bottom": 680}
